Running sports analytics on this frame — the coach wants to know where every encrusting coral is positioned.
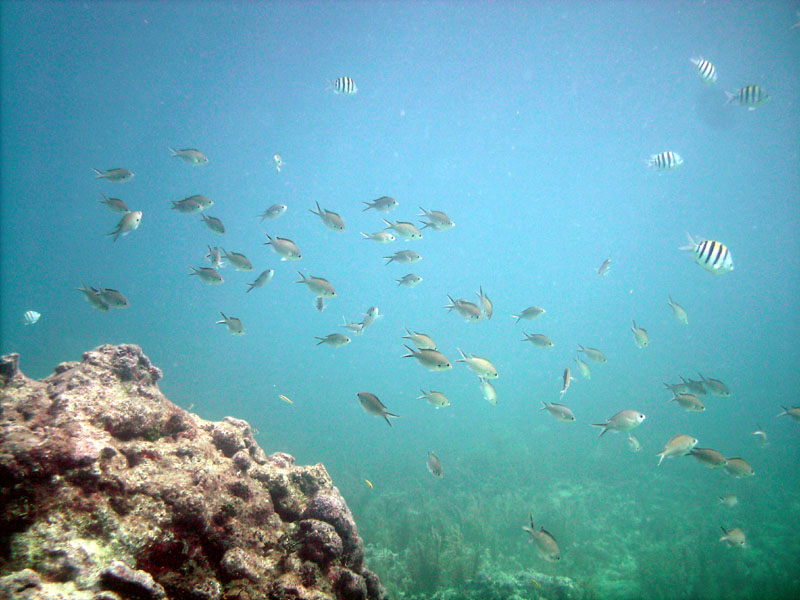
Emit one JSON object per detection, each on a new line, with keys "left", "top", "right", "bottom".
{"left": 0, "top": 344, "right": 386, "bottom": 600}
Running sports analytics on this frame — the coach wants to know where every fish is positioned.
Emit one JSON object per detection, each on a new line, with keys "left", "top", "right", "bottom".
{"left": 689, "top": 56, "right": 718, "bottom": 84}
{"left": 364, "top": 478, "right": 373, "bottom": 489}
{"left": 264, "top": 235, "right": 302, "bottom": 260}
{"left": 22, "top": 310, "right": 41, "bottom": 326}
{"left": 719, "top": 527, "right": 746, "bottom": 548}
{"left": 331, "top": 76, "right": 358, "bottom": 95}
{"left": 98, "top": 193, "right": 130, "bottom": 213}
{"left": 597, "top": 258, "right": 612, "bottom": 277}
{"left": 295, "top": 272, "right": 336, "bottom": 297}
{"left": 315, "top": 333, "right": 351, "bottom": 347}
{"left": 362, "top": 196, "right": 398, "bottom": 212}
{"left": 108, "top": 211, "right": 142, "bottom": 242}
{"left": 680, "top": 234, "right": 734, "bottom": 274}
{"left": 479, "top": 378, "right": 498, "bottom": 405}
{"left": 777, "top": 406, "right": 800, "bottom": 421}
{"left": 445, "top": 295, "right": 483, "bottom": 322}
{"left": 680, "top": 376, "right": 707, "bottom": 396}
{"left": 541, "top": 400, "right": 575, "bottom": 423}
{"left": 669, "top": 393, "right": 705, "bottom": 413}
{"left": 418, "top": 207, "right": 455, "bottom": 230}
{"left": 663, "top": 381, "right": 691, "bottom": 396}
{"left": 189, "top": 266, "right": 224, "bottom": 285}
{"left": 279, "top": 394, "right": 293, "bottom": 405}
{"left": 309, "top": 201, "right": 345, "bottom": 232}
{"left": 98, "top": 287, "right": 130, "bottom": 309}
{"left": 201, "top": 214, "right": 226, "bottom": 235}
{"left": 77, "top": 283, "right": 109, "bottom": 311}
{"left": 418, "top": 389, "right": 450, "bottom": 409}
{"left": 592, "top": 410, "right": 646, "bottom": 437}
{"left": 522, "top": 333, "right": 554, "bottom": 348}
{"left": 402, "top": 344, "right": 452, "bottom": 371}
{"left": 725, "top": 85, "right": 770, "bottom": 110}
{"left": 456, "top": 348, "right": 498, "bottom": 379}
{"left": 574, "top": 354, "right": 591, "bottom": 380}
{"left": 357, "top": 392, "right": 398, "bottom": 426}
{"left": 402, "top": 329, "right": 437, "bottom": 351}
{"left": 656, "top": 434, "right": 698, "bottom": 465}
{"left": 384, "top": 250, "right": 422, "bottom": 265}
{"left": 689, "top": 447, "right": 728, "bottom": 468}
{"left": 362, "top": 306, "right": 380, "bottom": 328}
{"left": 631, "top": 320, "right": 650, "bottom": 348}
{"left": 216, "top": 312, "right": 244, "bottom": 335}
{"left": 559, "top": 368, "right": 574, "bottom": 397}
{"left": 169, "top": 147, "right": 208, "bottom": 165}
{"left": 93, "top": 167, "right": 133, "bottom": 182}
{"left": 522, "top": 515, "right": 561, "bottom": 562}
{"left": 578, "top": 345, "right": 607, "bottom": 363}
{"left": 383, "top": 219, "right": 422, "bottom": 241}
{"left": 476, "top": 286, "right": 493, "bottom": 319}
{"left": 627, "top": 434, "right": 642, "bottom": 453}
{"left": 259, "top": 204, "right": 287, "bottom": 221}
{"left": 172, "top": 195, "right": 213, "bottom": 214}
{"left": 397, "top": 274, "right": 423, "bottom": 287}
{"left": 206, "top": 245, "right": 223, "bottom": 268}
{"left": 667, "top": 296, "right": 688, "bottom": 325}
{"left": 245, "top": 269, "right": 274, "bottom": 293}
{"left": 361, "top": 231, "right": 396, "bottom": 243}
{"left": 341, "top": 317, "right": 365, "bottom": 336}
{"left": 719, "top": 494, "right": 738, "bottom": 508}
{"left": 512, "top": 306, "right": 545, "bottom": 322}
{"left": 221, "top": 249, "right": 253, "bottom": 271}
{"left": 724, "top": 457, "right": 754, "bottom": 478}
{"left": 315, "top": 297, "right": 326, "bottom": 312}
{"left": 426, "top": 451, "right": 443, "bottom": 478}
{"left": 273, "top": 154, "right": 283, "bottom": 172}
{"left": 698, "top": 373, "right": 730, "bottom": 397}
{"left": 647, "top": 151, "right": 683, "bottom": 170}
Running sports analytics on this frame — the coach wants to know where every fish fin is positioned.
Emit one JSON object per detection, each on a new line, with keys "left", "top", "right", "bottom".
{"left": 455, "top": 347, "right": 467, "bottom": 361}
{"left": 92, "top": 168, "right": 103, "bottom": 177}
{"left": 656, "top": 452, "right": 665, "bottom": 466}
{"left": 295, "top": 271, "right": 306, "bottom": 283}
{"left": 360, "top": 232, "right": 370, "bottom": 239}
{"left": 679, "top": 232, "right": 697, "bottom": 251}
{"left": 591, "top": 424, "right": 608, "bottom": 437}
{"left": 401, "top": 344, "right": 416, "bottom": 357}
{"left": 540, "top": 400, "right": 549, "bottom": 410}
{"left": 383, "top": 413, "right": 399, "bottom": 427}
{"left": 382, "top": 218, "right": 392, "bottom": 228}
{"left": 168, "top": 147, "right": 179, "bottom": 156}
{"left": 724, "top": 91, "right": 736, "bottom": 103}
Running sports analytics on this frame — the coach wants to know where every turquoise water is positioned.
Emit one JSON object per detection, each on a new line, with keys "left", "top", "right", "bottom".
{"left": 2, "top": 2, "right": 799, "bottom": 598}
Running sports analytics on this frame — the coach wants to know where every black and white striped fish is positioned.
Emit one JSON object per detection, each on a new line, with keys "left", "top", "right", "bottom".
{"left": 680, "top": 234, "right": 734, "bottom": 275}
{"left": 331, "top": 76, "right": 358, "bottom": 95}
{"left": 22, "top": 310, "right": 41, "bottom": 325}
{"left": 647, "top": 151, "right": 683, "bottom": 170}
{"left": 725, "top": 85, "right": 770, "bottom": 110}
{"left": 689, "top": 56, "right": 717, "bottom": 84}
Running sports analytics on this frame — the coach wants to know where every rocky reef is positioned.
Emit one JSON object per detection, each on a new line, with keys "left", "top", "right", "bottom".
{"left": 0, "top": 344, "right": 386, "bottom": 600}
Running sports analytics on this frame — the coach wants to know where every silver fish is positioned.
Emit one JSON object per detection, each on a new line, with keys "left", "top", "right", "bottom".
{"left": 315, "top": 333, "right": 351, "bottom": 347}
{"left": 657, "top": 434, "right": 698, "bottom": 465}
{"left": 592, "top": 410, "right": 646, "bottom": 437}
{"left": 216, "top": 312, "right": 244, "bottom": 335}
{"left": 384, "top": 250, "right": 421, "bottom": 265}
{"left": 418, "top": 390, "right": 450, "bottom": 409}
{"left": 259, "top": 204, "right": 287, "bottom": 221}
{"left": 418, "top": 207, "right": 455, "bottom": 230}
{"left": 264, "top": 235, "right": 302, "bottom": 260}
{"left": 362, "top": 196, "right": 398, "bottom": 212}
{"left": 402, "top": 329, "right": 437, "bottom": 351}
{"left": 541, "top": 401, "right": 575, "bottom": 423}
{"left": 108, "top": 211, "right": 142, "bottom": 242}
{"left": 575, "top": 354, "right": 591, "bottom": 380}
{"left": 22, "top": 310, "right": 41, "bottom": 325}
{"left": 456, "top": 348, "right": 498, "bottom": 379}
{"left": 169, "top": 147, "right": 208, "bottom": 165}
{"left": 479, "top": 378, "right": 498, "bottom": 405}
{"left": 309, "top": 201, "right": 345, "bottom": 232}
{"left": 383, "top": 219, "right": 422, "bottom": 241}
{"left": 171, "top": 195, "right": 212, "bottom": 214}
{"left": 361, "top": 231, "right": 396, "bottom": 243}
{"left": 98, "top": 193, "right": 129, "bottom": 213}
{"left": 98, "top": 287, "right": 129, "bottom": 309}
{"left": 362, "top": 306, "right": 380, "bottom": 328}
{"left": 245, "top": 269, "right": 274, "bottom": 293}
{"left": 689, "top": 448, "right": 727, "bottom": 468}
{"left": 724, "top": 457, "right": 754, "bottom": 478}
{"left": 273, "top": 154, "right": 283, "bottom": 172}
{"left": 206, "top": 245, "right": 223, "bottom": 268}
{"left": 522, "top": 333, "right": 554, "bottom": 348}
{"left": 315, "top": 297, "right": 326, "bottom": 312}
{"left": 668, "top": 295, "right": 688, "bottom": 325}
{"left": 221, "top": 249, "right": 252, "bottom": 271}
{"left": 597, "top": 258, "right": 612, "bottom": 277}
{"left": 719, "top": 527, "right": 746, "bottom": 548}
{"left": 559, "top": 368, "right": 573, "bottom": 398}
{"left": 189, "top": 266, "right": 224, "bottom": 285}
{"left": 445, "top": 295, "right": 483, "bottom": 322}
{"left": 511, "top": 306, "right": 545, "bottom": 322}
{"left": 670, "top": 393, "right": 705, "bottom": 413}
{"left": 426, "top": 451, "right": 443, "bottom": 478}
{"left": 627, "top": 434, "right": 642, "bottom": 452}
{"left": 698, "top": 373, "right": 730, "bottom": 397}
{"left": 476, "top": 286, "right": 493, "bottom": 319}
{"left": 719, "top": 494, "right": 738, "bottom": 508}
{"left": 93, "top": 167, "right": 133, "bottom": 182}
{"left": 578, "top": 344, "right": 607, "bottom": 363}
{"left": 522, "top": 515, "right": 561, "bottom": 562}
{"left": 295, "top": 272, "right": 336, "bottom": 297}
{"left": 397, "top": 274, "right": 423, "bottom": 287}
{"left": 631, "top": 320, "right": 650, "bottom": 348}
{"left": 777, "top": 406, "right": 800, "bottom": 421}
{"left": 357, "top": 392, "right": 398, "bottom": 427}
{"left": 341, "top": 317, "right": 365, "bottom": 336}
{"left": 201, "top": 214, "right": 225, "bottom": 234}
{"left": 77, "top": 283, "right": 109, "bottom": 311}
{"left": 402, "top": 344, "right": 451, "bottom": 371}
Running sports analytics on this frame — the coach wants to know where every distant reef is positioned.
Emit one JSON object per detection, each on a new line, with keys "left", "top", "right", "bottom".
{"left": 0, "top": 344, "right": 386, "bottom": 600}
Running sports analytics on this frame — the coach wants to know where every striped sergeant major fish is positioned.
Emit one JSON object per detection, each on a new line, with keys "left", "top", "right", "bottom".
{"left": 331, "top": 76, "right": 358, "bottom": 95}
{"left": 689, "top": 56, "right": 717, "bottom": 84}
{"left": 647, "top": 151, "right": 683, "bottom": 170}
{"left": 680, "top": 233, "right": 734, "bottom": 275}
{"left": 725, "top": 85, "right": 770, "bottom": 110}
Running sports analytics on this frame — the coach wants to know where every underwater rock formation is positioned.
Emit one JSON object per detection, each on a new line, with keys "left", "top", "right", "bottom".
{"left": 0, "top": 344, "right": 386, "bottom": 600}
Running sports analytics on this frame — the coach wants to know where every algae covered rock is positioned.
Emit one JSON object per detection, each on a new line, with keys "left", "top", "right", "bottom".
{"left": 0, "top": 344, "right": 386, "bottom": 600}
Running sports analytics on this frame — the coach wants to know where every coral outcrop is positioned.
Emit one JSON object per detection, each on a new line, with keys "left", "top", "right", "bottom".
{"left": 0, "top": 345, "right": 386, "bottom": 600}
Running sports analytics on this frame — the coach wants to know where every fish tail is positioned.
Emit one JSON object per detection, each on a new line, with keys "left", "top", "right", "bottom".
{"left": 360, "top": 232, "right": 369, "bottom": 239}
{"left": 540, "top": 400, "right": 548, "bottom": 410}
{"left": 383, "top": 256, "right": 394, "bottom": 265}
{"left": 168, "top": 147, "right": 178, "bottom": 156}
{"left": 362, "top": 201, "right": 373, "bottom": 211}
{"left": 679, "top": 232, "right": 697, "bottom": 251}
{"left": 295, "top": 271, "right": 306, "bottom": 283}
{"left": 315, "top": 337, "right": 326, "bottom": 346}
{"left": 401, "top": 344, "right": 416, "bottom": 357}
{"left": 382, "top": 218, "right": 392, "bottom": 228}
{"left": 511, "top": 314, "right": 520, "bottom": 323}
{"left": 383, "top": 413, "right": 399, "bottom": 427}
{"left": 724, "top": 91, "right": 736, "bottom": 104}
{"left": 92, "top": 168, "right": 103, "bottom": 178}
{"left": 455, "top": 347, "right": 467, "bottom": 361}
{"left": 656, "top": 452, "right": 665, "bottom": 466}
{"left": 591, "top": 424, "right": 608, "bottom": 437}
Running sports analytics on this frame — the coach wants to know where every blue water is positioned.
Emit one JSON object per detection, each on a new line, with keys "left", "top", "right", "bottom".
{"left": 2, "top": 2, "right": 799, "bottom": 598}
